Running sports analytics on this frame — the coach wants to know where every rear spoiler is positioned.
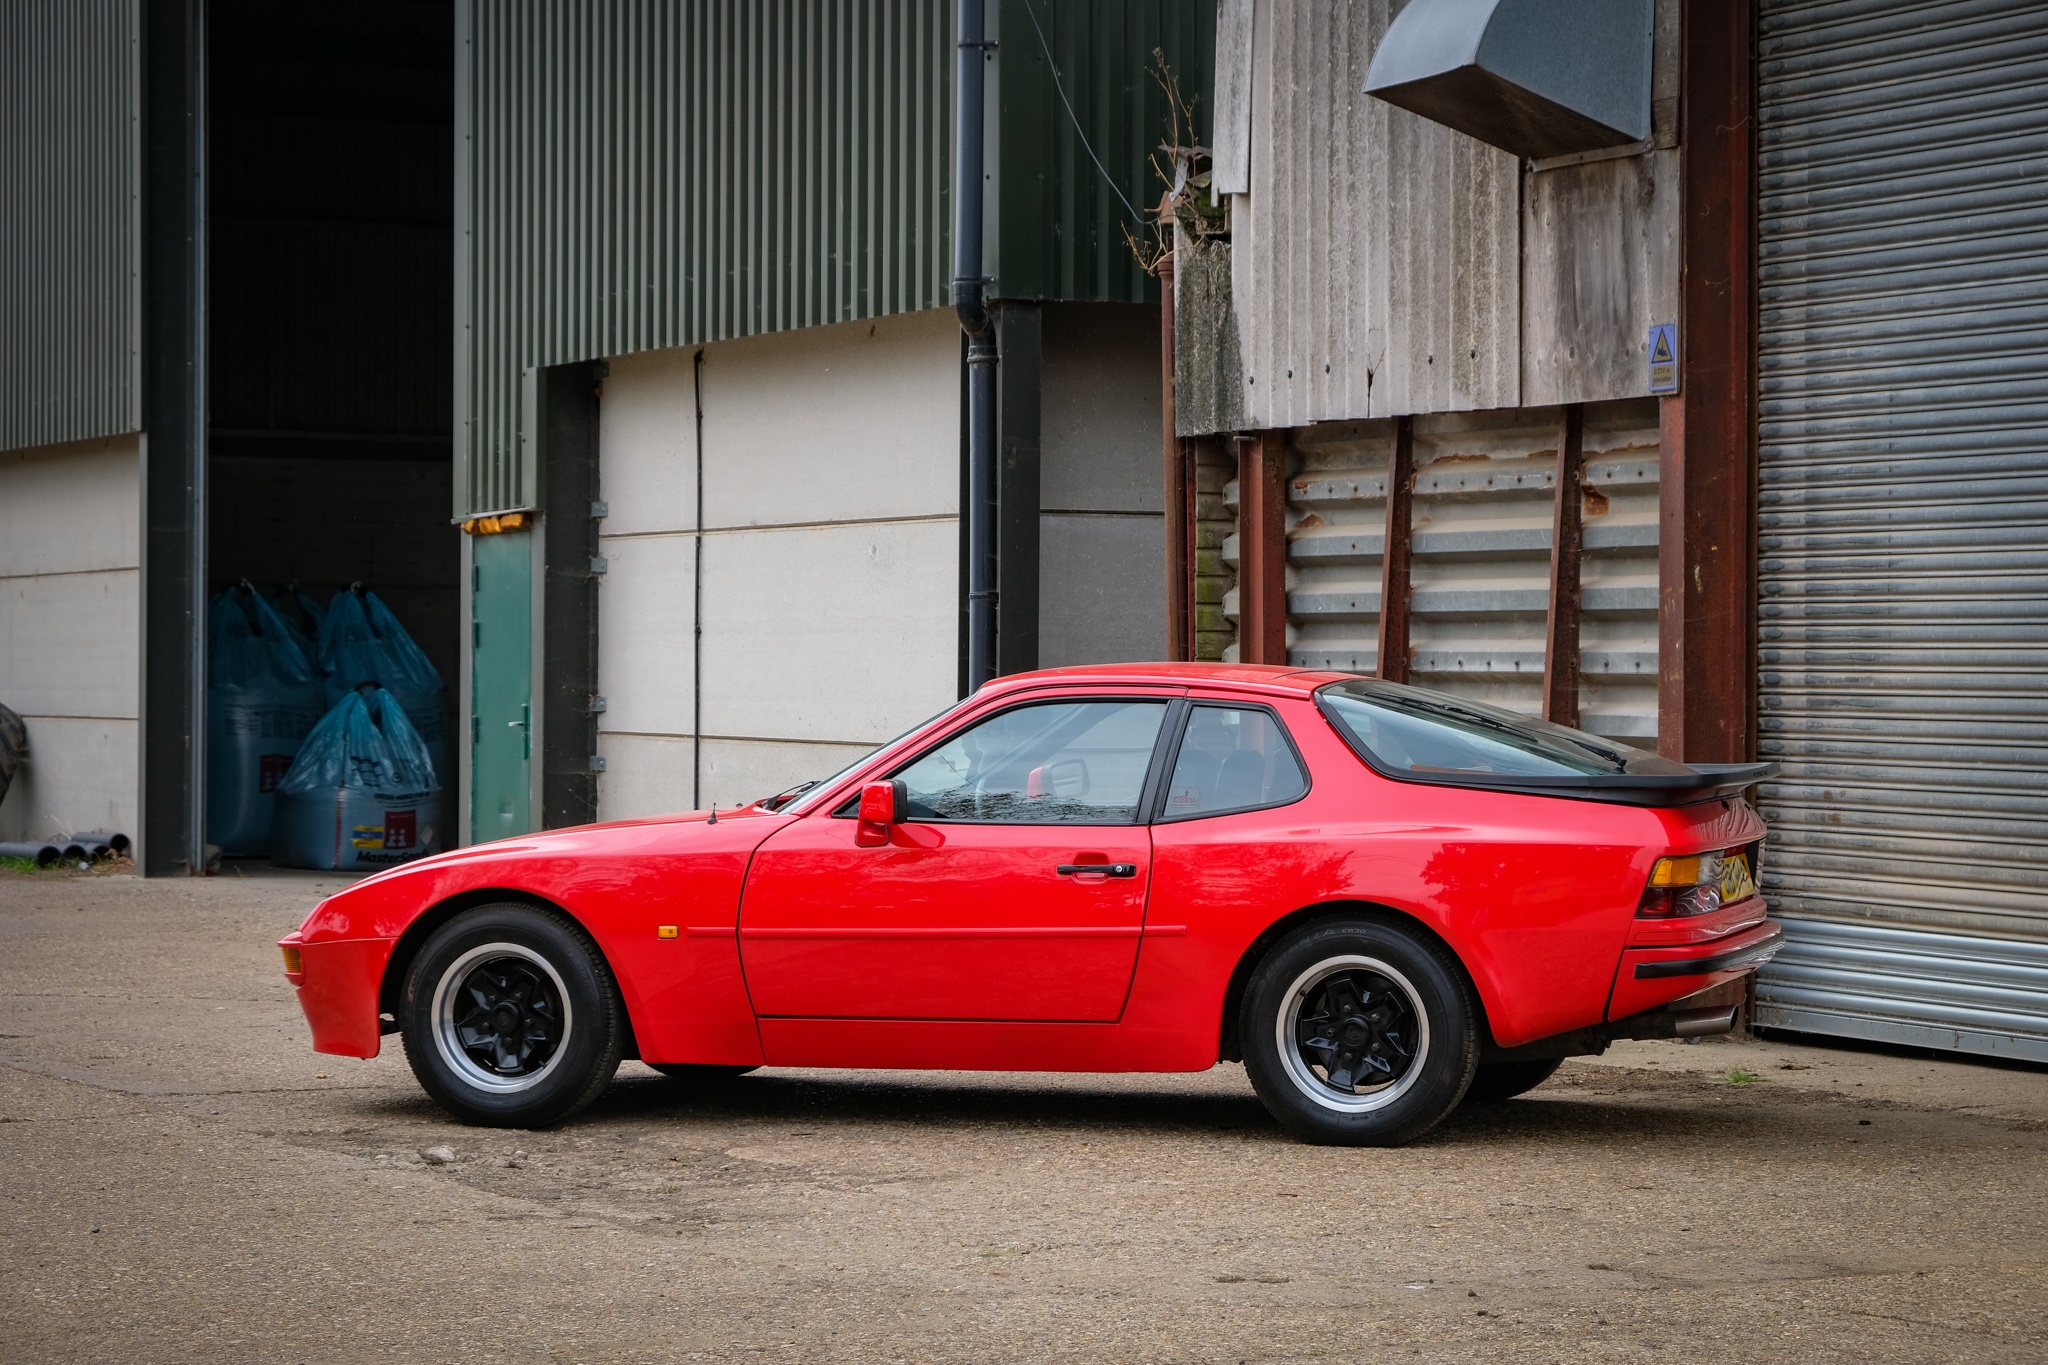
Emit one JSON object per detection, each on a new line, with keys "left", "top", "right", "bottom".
{"left": 1366, "top": 760, "right": 1780, "bottom": 808}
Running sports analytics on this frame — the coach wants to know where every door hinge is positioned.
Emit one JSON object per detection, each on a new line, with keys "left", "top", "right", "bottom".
{"left": 589, "top": 755, "right": 607, "bottom": 772}
{"left": 589, "top": 556, "right": 608, "bottom": 575}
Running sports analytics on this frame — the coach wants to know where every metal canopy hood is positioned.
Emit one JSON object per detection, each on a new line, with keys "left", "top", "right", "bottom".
{"left": 1363, "top": 0, "right": 1651, "bottom": 159}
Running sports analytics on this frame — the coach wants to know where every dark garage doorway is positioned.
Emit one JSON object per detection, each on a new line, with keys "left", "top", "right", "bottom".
{"left": 203, "top": 0, "right": 456, "bottom": 862}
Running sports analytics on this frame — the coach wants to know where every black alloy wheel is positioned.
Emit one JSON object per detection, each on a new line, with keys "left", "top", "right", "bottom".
{"left": 1240, "top": 917, "right": 1479, "bottom": 1146}
{"left": 400, "top": 903, "right": 625, "bottom": 1127}
{"left": 1462, "top": 1057, "right": 1565, "bottom": 1104}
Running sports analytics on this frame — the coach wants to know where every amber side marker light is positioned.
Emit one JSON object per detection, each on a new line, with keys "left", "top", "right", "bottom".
{"left": 1638, "top": 852, "right": 1725, "bottom": 919}
{"left": 281, "top": 945, "right": 303, "bottom": 975}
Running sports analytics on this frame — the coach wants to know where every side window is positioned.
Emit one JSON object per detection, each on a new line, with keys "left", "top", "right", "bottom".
{"left": 1161, "top": 705, "right": 1307, "bottom": 820}
{"left": 892, "top": 700, "right": 1167, "bottom": 824}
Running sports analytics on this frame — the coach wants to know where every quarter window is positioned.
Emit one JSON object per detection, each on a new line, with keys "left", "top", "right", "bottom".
{"left": 892, "top": 700, "right": 1167, "bottom": 824}
{"left": 1161, "top": 705, "right": 1307, "bottom": 819}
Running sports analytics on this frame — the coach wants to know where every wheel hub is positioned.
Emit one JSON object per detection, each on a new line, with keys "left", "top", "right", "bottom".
{"left": 1294, "top": 967, "right": 1420, "bottom": 1095}
{"left": 449, "top": 956, "right": 564, "bottom": 1077}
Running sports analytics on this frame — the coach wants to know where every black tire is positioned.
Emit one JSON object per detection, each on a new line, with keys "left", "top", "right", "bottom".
{"left": 646, "top": 1063, "right": 758, "bottom": 1081}
{"left": 1239, "top": 917, "right": 1480, "bottom": 1146}
{"left": 1462, "top": 1057, "right": 1564, "bottom": 1104}
{"left": 400, "top": 903, "right": 625, "bottom": 1127}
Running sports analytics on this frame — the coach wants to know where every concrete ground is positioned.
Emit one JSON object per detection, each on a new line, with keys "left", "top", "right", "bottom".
{"left": 2, "top": 867, "right": 2045, "bottom": 1364}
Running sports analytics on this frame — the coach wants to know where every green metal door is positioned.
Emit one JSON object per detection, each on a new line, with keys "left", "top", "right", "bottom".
{"left": 470, "top": 528, "right": 534, "bottom": 841}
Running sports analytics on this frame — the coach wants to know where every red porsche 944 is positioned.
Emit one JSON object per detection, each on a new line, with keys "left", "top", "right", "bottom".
{"left": 280, "top": 664, "right": 1781, "bottom": 1146}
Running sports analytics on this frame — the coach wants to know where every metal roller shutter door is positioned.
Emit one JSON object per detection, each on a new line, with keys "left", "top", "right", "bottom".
{"left": 1753, "top": 0, "right": 2048, "bottom": 1060}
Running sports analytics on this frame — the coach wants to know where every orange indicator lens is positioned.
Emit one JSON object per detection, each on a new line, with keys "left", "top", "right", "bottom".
{"left": 281, "top": 945, "right": 303, "bottom": 974}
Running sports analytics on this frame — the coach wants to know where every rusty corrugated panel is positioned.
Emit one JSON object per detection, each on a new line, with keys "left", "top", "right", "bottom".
{"left": 1255, "top": 399, "right": 1659, "bottom": 743}
{"left": 1226, "top": 0, "right": 1518, "bottom": 432}
{"left": 458, "top": 0, "right": 954, "bottom": 516}
{"left": 1, "top": 1, "right": 140, "bottom": 453}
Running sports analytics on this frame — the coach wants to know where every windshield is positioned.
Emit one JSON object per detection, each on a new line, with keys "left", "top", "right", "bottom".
{"left": 1315, "top": 678, "right": 1691, "bottom": 779}
{"left": 774, "top": 700, "right": 971, "bottom": 814}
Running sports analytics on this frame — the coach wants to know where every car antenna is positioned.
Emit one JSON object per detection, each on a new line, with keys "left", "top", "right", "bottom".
{"left": 706, "top": 803, "right": 718, "bottom": 824}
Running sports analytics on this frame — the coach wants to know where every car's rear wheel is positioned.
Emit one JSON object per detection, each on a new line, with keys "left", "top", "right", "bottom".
{"left": 646, "top": 1063, "right": 758, "bottom": 1081}
{"left": 399, "top": 903, "right": 624, "bottom": 1127}
{"left": 1240, "top": 917, "right": 1479, "bottom": 1146}
{"left": 1462, "top": 1057, "right": 1564, "bottom": 1104}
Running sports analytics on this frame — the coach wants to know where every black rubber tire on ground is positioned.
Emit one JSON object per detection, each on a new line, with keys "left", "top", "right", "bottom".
{"left": 1462, "top": 1057, "right": 1565, "bottom": 1104}
{"left": 399, "top": 903, "right": 626, "bottom": 1127}
{"left": 647, "top": 1063, "right": 759, "bottom": 1081}
{"left": 1239, "top": 917, "right": 1480, "bottom": 1146}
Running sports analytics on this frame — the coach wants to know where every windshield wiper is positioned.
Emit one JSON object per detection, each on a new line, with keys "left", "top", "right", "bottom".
{"left": 760, "top": 779, "right": 819, "bottom": 812}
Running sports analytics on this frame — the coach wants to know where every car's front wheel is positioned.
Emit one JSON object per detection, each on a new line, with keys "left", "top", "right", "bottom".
{"left": 400, "top": 903, "right": 625, "bottom": 1127}
{"left": 1240, "top": 917, "right": 1479, "bottom": 1146}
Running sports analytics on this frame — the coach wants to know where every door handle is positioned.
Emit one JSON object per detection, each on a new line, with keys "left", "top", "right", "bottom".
{"left": 1057, "top": 863, "right": 1137, "bottom": 878}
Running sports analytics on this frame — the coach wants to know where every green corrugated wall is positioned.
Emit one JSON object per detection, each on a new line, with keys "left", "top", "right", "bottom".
{"left": 0, "top": 0, "right": 140, "bottom": 454}
{"left": 457, "top": 0, "right": 1213, "bottom": 517}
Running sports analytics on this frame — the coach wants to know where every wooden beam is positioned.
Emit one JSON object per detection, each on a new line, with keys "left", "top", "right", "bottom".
{"left": 1658, "top": 0, "right": 1756, "bottom": 763}
{"left": 1376, "top": 416, "right": 1415, "bottom": 683}
{"left": 1237, "top": 431, "right": 1288, "bottom": 665}
{"left": 1160, "top": 255, "right": 1191, "bottom": 661}
{"left": 1543, "top": 404, "right": 1586, "bottom": 727}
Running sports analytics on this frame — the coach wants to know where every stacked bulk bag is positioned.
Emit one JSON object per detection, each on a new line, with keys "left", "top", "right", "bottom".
{"left": 272, "top": 684, "right": 441, "bottom": 871}
{"left": 270, "top": 585, "right": 326, "bottom": 664}
{"left": 317, "top": 585, "right": 450, "bottom": 789}
{"left": 206, "top": 585, "right": 326, "bottom": 856}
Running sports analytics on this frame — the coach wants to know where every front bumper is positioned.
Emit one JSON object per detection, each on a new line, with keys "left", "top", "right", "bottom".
{"left": 280, "top": 932, "right": 397, "bottom": 1058}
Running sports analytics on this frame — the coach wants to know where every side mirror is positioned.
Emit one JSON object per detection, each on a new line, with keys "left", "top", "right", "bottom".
{"left": 855, "top": 779, "right": 907, "bottom": 846}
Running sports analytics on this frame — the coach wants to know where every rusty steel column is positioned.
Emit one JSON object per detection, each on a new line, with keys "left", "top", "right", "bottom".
{"left": 1160, "top": 253, "right": 1190, "bottom": 660}
{"left": 1237, "top": 432, "right": 1288, "bottom": 665}
{"left": 1658, "top": 0, "right": 1757, "bottom": 762}
{"left": 1376, "top": 416, "right": 1415, "bottom": 683}
{"left": 1543, "top": 404, "right": 1586, "bottom": 727}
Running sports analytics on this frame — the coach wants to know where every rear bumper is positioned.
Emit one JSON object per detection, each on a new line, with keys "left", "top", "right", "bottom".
{"left": 1484, "top": 980, "right": 1751, "bottom": 1064}
{"left": 1608, "top": 919, "right": 1783, "bottom": 1021}
{"left": 281, "top": 934, "right": 396, "bottom": 1058}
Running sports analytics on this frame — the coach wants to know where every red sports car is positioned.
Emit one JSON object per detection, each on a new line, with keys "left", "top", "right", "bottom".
{"left": 280, "top": 664, "right": 1780, "bottom": 1146}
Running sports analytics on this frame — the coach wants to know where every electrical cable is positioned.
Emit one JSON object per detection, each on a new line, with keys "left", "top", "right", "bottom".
{"left": 1019, "top": 0, "right": 1148, "bottom": 228}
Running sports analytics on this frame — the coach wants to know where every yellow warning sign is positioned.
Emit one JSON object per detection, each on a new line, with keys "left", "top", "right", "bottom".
{"left": 1647, "top": 323, "right": 1678, "bottom": 394}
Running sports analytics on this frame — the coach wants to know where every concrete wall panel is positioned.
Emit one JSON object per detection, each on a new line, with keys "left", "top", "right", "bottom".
{"left": 1038, "top": 514, "right": 1167, "bottom": 667}
{"left": 0, "top": 436, "right": 140, "bottom": 577}
{"left": 698, "top": 311, "right": 961, "bottom": 531}
{"left": 592, "top": 731, "right": 695, "bottom": 822}
{"left": 698, "top": 519, "right": 958, "bottom": 746}
{"left": 596, "top": 348, "right": 698, "bottom": 538}
{"left": 0, "top": 717, "right": 137, "bottom": 843}
{"left": 596, "top": 313, "right": 960, "bottom": 822}
{"left": 0, "top": 433, "right": 140, "bottom": 842}
{"left": 1041, "top": 304, "right": 1162, "bottom": 513}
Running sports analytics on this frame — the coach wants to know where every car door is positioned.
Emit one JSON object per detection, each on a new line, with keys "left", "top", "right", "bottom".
{"left": 737, "top": 692, "right": 1180, "bottom": 1021}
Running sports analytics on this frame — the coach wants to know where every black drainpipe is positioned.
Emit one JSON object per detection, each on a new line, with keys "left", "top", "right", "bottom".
{"left": 955, "top": 0, "right": 998, "bottom": 692}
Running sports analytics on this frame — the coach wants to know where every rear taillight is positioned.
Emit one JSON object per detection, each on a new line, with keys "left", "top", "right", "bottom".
{"left": 1638, "top": 852, "right": 1724, "bottom": 919}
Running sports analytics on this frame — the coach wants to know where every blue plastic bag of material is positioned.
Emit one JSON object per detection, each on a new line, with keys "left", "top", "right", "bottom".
{"left": 272, "top": 685, "right": 442, "bottom": 871}
{"left": 206, "top": 585, "right": 325, "bottom": 856}
{"left": 270, "top": 586, "right": 326, "bottom": 666}
{"left": 317, "top": 586, "right": 449, "bottom": 789}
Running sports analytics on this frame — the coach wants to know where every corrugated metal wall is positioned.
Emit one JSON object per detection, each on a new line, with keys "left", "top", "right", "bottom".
{"left": 459, "top": 0, "right": 1208, "bottom": 517}
{"left": 1226, "top": 0, "right": 1521, "bottom": 430}
{"left": 1, "top": 0, "right": 140, "bottom": 453}
{"left": 1752, "top": 0, "right": 2048, "bottom": 1061}
{"left": 458, "top": 0, "right": 953, "bottom": 515}
{"left": 1233, "top": 400, "right": 1661, "bottom": 743}
{"left": 992, "top": 0, "right": 1214, "bottom": 304}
